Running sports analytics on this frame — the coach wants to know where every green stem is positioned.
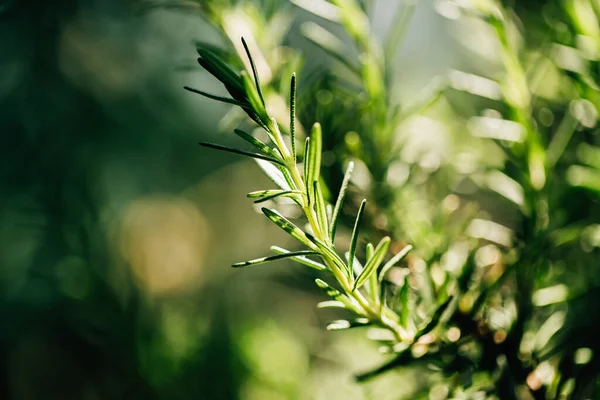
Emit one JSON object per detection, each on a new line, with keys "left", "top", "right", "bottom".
{"left": 272, "top": 120, "right": 406, "bottom": 342}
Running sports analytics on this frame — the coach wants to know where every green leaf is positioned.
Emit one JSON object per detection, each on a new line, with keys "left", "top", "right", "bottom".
{"left": 315, "top": 279, "right": 359, "bottom": 311}
{"left": 349, "top": 199, "right": 367, "bottom": 280}
{"left": 354, "top": 237, "right": 391, "bottom": 291}
{"left": 196, "top": 47, "right": 244, "bottom": 94}
{"left": 303, "top": 137, "right": 310, "bottom": 193}
{"left": 241, "top": 70, "right": 269, "bottom": 126}
{"left": 365, "top": 242, "right": 375, "bottom": 295}
{"left": 345, "top": 251, "right": 363, "bottom": 276}
{"left": 290, "top": 73, "right": 297, "bottom": 162}
{"left": 233, "top": 129, "right": 281, "bottom": 159}
{"left": 326, "top": 203, "right": 333, "bottom": 222}
{"left": 232, "top": 250, "right": 319, "bottom": 268}
{"left": 398, "top": 279, "right": 410, "bottom": 329}
{"left": 183, "top": 86, "right": 250, "bottom": 109}
{"left": 315, "top": 278, "right": 343, "bottom": 298}
{"left": 379, "top": 245, "right": 412, "bottom": 284}
{"left": 330, "top": 161, "right": 354, "bottom": 240}
{"left": 241, "top": 37, "right": 266, "bottom": 107}
{"left": 314, "top": 181, "right": 329, "bottom": 235}
{"left": 199, "top": 142, "right": 285, "bottom": 166}
{"left": 366, "top": 242, "right": 374, "bottom": 262}
{"left": 262, "top": 208, "right": 315, "bottom": 249}
{"left": 307, "top": 123, "right": 323, "bottom": 190}
{"left": 271, "top": 246, "right": 329, "bottom": 272}
{"left": 306, "top": 233, "right": 349, "bottom": 274}
{"left": 247, "top": 190, "right": 303, "bottom": 204}
{"left": 255, "top": 159, "right": 292, "bottom": 190}
{"left": 326, "top": 318, "right": 371, "bottom": 331}
{"left": 317, "top": 300, "right": 346, "bottom": 309}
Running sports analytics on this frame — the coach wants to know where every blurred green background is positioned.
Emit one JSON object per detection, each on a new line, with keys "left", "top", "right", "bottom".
{"left": 1, "top": 0, "right": 599, "bottom": 399}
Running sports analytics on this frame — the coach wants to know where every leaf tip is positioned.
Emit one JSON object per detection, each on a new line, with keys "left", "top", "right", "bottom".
{"left": 315, "top": 278, "right": 328, "bottom": 289}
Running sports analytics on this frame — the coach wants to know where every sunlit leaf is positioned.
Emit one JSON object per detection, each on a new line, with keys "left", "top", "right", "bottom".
{"left": 255, "top": 159, "right": 292, "bottom": 190}
{"left": 241, "top": 70, "right": 269, "bottom": 126}
{"left": 315, "top": 279, "right": 359, "bottom": 311}
{"left": 305, "top": 123, "right": 323, "bottom": 204}
{"left": 271, "top": 246, "right": 329, "bottom": 272}
{"left": 330, "top": 161, "right": 354, "bottom": 240}
{"left": 379, "top": 245, "right": 412, "bottom": 283}
{"left": 327, "top": 318, "right": 371, "bottom": 331}
{"left": 314, "top": 181, "right": 329, "bottom": 235}
{"left": 233, "top": 129, "right": 281, "bottom": 159}
{"left": 317, "top": 300, "right": 346, "bottom": 309}
{"left": 349, "top": 199, "right": 367, "bottom": 280}
{"left": 354, "top": 237, "right": 391, "bottom": 291}
{"left": 262, "top": 208, "right": 315, "bottom": 249}
{"left": 398, "top": 280, "right": 410, "bottom": 330}
{"left": 345, "top": 251, "right": 363, "bottom": 276}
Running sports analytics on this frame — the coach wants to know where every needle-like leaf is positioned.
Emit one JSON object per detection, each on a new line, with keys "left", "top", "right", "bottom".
{"left": 330, "top": 161, "right": 354, "bottom": 240}
{"left": 354, "top": 237, "right": 391, "bottom": 291}
{"left": 303, "top": 137, "right": 311, "bottom": 197}
{"left": 255, "top": 159, "right": 292, "bottom": 190}
{"left": 198, "top": 142, "right": 285, "bottom": 166}
{"left": 290, "top": 73, "right": 297, "bottom": 161}
{"left": 398, "top": 279, "right": 410, "bottom": 329}
{"left": 306, "top": 123, "right": 323, "bottom": 202}
{"left": 232, "top": 250, "right": 319, "bottom": 268}
{"left": 271, "top": 246, "right": 329, "bottom": 271}
{"left": 196, "top": 48, "right": 244, "bottom": 93}
{"left": 262, "top": 208, "right": 315, "bottom": 249}
{"left": 247, "top": 189, "right": 303, "bottom": 204}
{"left": 314, "top": 181, "right": 329, "bottom": 235}
{"left": 349, "top": 199, "right": 367, "bottom": 279}
{"left": 327, "top": 318, "right": 371, "bottom": 331}
{"left": 379, "top": 245, "right": 412, "bottom": 283}
{"left": 317, "top": 300, "right": 346, "bottom": 309}
{"left": 241, "top": 37, "right": 266, "bottom": 107}
{"left": 345, "top": 251, "right": 364, "bottom": 276}
{"left": 241, "top": 70, "right": 269, "bottom": 126}
{"left": 315, "top": 279, "right": 360, "bottom": 312}
{"left": 184, "top": 86, "right": 249, "bottom": 108}
{"left": 233, "top": 129, "right": 281, "bottom": 159}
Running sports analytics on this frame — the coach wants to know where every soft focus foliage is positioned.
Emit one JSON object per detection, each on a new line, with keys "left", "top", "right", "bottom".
{"left": 1, "top": 0, "right": 599, "bottom": 399}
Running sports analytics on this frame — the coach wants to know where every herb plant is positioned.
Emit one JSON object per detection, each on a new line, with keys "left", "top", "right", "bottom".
{"left": 187, "top": 37, "right": 415, "bottom": 344}
{"left": 183, "top": 0, "right": 600, "bottom": 398}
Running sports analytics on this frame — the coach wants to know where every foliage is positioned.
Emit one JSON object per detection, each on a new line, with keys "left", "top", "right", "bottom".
{"left": 187, "top": 0, "right": 600, "bottom": 398}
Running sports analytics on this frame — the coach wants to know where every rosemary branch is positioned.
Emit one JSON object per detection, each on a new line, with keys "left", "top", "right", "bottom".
{"left": 190, "top": 38, "right": 412, "bottom": 344}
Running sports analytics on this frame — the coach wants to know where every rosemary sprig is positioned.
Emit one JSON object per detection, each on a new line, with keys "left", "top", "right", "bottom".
{"left": 188, "top": 38, "right": 413, "bottom": 343}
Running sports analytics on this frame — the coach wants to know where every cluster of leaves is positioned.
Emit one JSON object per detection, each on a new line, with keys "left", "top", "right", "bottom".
{"left": 186, "top": 0, "right": 600, "bottom": 398}
{"left": 188, "top": 36, "right": 415, "bottom": 343}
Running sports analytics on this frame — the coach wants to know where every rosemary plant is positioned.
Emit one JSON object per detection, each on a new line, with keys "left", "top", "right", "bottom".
{"left": 187, "top": 38, "right": 416, "bottom": 343}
